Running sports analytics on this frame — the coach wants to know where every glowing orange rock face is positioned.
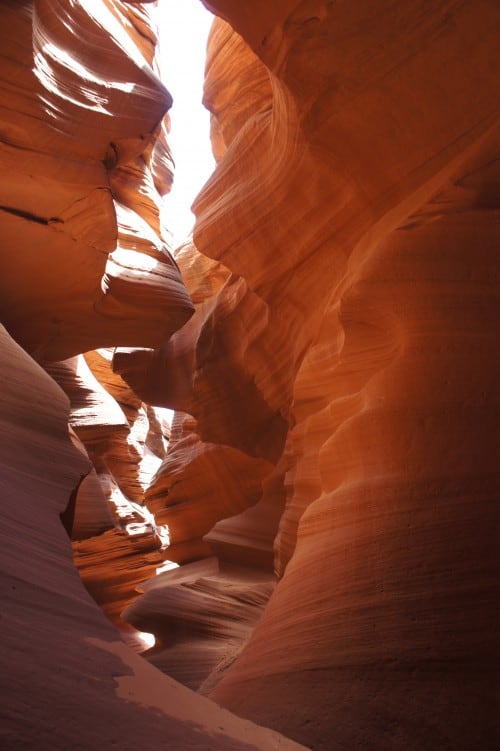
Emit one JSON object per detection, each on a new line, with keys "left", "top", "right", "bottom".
{"left": 0, "top": 3, "right": 307, "bottom": 750}
{"left": 0, "top": 0, "right": 193, "bottom": 360}
{"left": 115, "top": 13, "right": 500, "bottom": 748}
{"left": 2, "top": 1, "right": 500, "bottom": 750}
{"left": 0, "top": 320, "right": 306, "bottom": 749}
{"left": 185, "top": 3, "right": 499, "bottom": 749}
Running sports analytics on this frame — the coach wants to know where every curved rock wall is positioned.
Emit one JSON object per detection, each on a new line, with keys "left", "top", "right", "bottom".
{"left": 197, "top": 4, "right": 500, "bottom": 749}
{"left": 0, "top": 0, "right": 195, "bottom": 632}
{"left": 0, "top": 0, "right": 193, "bottom": 360}
{"left": 2, "top": 1, "right": 500, "bottom": 751}
{"left": 115, "top": 2, "right": 500, "bottom": 749}
{"left": 0, "top": 321, "right": 307, "bottom": 749}
{"left": 0, "top": 2, "right": 306, "bottom": 750}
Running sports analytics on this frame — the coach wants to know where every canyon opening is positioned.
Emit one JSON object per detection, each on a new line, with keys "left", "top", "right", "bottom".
{"left": 1, "top": 2, "right": 499, "bottom": 751}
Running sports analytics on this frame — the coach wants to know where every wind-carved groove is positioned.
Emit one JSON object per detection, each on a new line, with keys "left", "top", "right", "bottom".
{"left": 0, "top": 204, "right": 63, "bottom": 225}
{"left": 60, "top": 473, "right": 88, "bottom": 538}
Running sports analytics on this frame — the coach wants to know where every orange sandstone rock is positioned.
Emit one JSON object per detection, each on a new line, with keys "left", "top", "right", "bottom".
{"left": 188, "top": 3, "right": 499, "bottom": 750}
{"left": 0, "top": 0, "right": 194, "bottom": 654}
{"left": 2, "top": 1, "right": 500, "bottom": 750}
{"left": 0, "top": 321, "right": 308, "bottom": 751}
{"left": 0, "top": 0, "right": 193, "bottom": 360}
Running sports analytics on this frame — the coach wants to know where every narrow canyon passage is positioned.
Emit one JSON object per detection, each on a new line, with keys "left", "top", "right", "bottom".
{"left": 1, "top": 2, "right": 500, "bottom": 751}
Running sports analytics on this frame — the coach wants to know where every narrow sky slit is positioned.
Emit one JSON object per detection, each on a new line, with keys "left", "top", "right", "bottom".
{"left": 157, "top": 0, "right": 215, "bottom": 247}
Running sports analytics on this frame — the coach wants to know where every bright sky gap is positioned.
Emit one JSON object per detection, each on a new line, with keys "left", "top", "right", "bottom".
{"left": 157, "top": 0, "right": 215, "bottom": 248}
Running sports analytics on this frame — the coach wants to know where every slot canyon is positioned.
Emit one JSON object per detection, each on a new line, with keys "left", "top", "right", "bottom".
{"left": 1, "top": 1, "right": 499, "bottom": 749}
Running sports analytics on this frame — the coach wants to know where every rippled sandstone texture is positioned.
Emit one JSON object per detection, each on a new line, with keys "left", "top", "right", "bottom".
{"left": 0, "top": 325, "right": 307, "bottom": 751}
{"left": 2, "top": 1, "right": 500, "bottom": 751}
{"left": 0, "top": 0, "right": 194, "bottom": 359}
{"left": 0, "top": 2, "right": 306, "bottom": 750}
{"left": 117, "top": 1, "right": 500, "bottom": 749}
{"left": 0, "top": 0, "right": 194, "bottom": 638}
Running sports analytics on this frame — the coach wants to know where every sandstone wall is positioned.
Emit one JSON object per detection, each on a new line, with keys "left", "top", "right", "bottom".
{"left": 117, "top": 2, "right": 500, "bottom": 749}
{"left": 0, "top": 3, "right": 306, "bottom": 750}
{"left": 202, "top": 4, "right": 500, "bottom": 749}
{"left": 0, "top": 321, "right": 307, "bottom": 749}
{"left": 2, "top": 1, "right": 499, "bottom": 750}
{"left": 0, "top": 0, "right": 193, "bottom": 360}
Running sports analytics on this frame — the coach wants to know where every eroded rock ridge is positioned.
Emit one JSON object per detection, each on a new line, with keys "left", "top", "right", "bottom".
{"left": 1, "top": 2, "right": 499, "bottom": 751}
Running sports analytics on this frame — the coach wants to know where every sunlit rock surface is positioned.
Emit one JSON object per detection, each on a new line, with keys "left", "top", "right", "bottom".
{"left": 116, "top": 2, "right": 500, "bottom": 750}
{"left": 0, "top": 2, "right": 306, "bottom": 749}
{"left": 2, "top": 1, "right": 500, "bottom": 750}
{"left": 43, "top": 350, "right": 173, "bottom": 628}
{"left": 0, "top": 323, "right": 308, "bottom": 751}
{"left": 0, "top": 0, "right": 193, "bottom": 638}
{"left": 0, "top": 0, "right": 195, "bottom": 651}
{"left": 0, "top": 0, "right": 193, "bottom": 360}
{"left": 193, "top": 4, "right": 500, "bottom": 750}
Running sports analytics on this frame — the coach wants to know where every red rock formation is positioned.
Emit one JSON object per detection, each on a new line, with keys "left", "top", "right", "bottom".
{"left": 124, "top": 557, "right": 274, "bottom": 691}
{"left": 117, "top": 3, "right": 500, "bottom": 749}
{"left": 2, "top": 1, "right": 500, "bottom": 750}
{"left": 0, "top": 0, "right": 193, "bottom": 360}
{"left": 0, "top": 2, "right": 306, "bottom": 749}
{"left": 0, "top": 322, "right": 307, "bottom": 750}
{"left": 42, "top": 350, "right": 175, "bottom": 629}
{"left": 0, "top": 0, "right": 194, "bottom": 638}
{"left": 196, "top": 4, "right": 500, "bottom": 750}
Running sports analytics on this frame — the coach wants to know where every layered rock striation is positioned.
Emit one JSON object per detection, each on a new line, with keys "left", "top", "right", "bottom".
{"left": 0, "top": 2, "right": 304, "bottom": 750}
{"left": 0, "top": 323, "right": 307, "bottom": 751}
{"left": 2, "top": 1, "right": 500, "bottom": 751}
{"left": 0, "top": 0, "right": 193, "bottom": 360}
{"left": 117, "top": 2, "right": 500, "bottom": 750}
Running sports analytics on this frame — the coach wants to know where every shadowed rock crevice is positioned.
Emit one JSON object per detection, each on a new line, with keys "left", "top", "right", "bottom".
{"left": 60, "top": 473, "right": 88, "bottom": 537}
{"left": 0, "top": 205, "right": 64, "bottom": 225}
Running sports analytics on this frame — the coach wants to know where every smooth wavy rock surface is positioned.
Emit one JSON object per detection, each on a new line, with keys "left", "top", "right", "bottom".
{"left": 0, "top": 0, "right": 193, "bottom": 360}
{"left": 44, "top": 351, "right": 171, "bottom": 629}
{"left": 0, "top": 323, "right": 308, "bottom": 751}
{"left": 116, "top": 11, "right": 500, "bottom": 749}
{"left": 0, "top": 2, "right": 308, "bottom": 748}
{"left": 113, "top": 238, "right": 285, "bottom": 569}
{"left": 124, "top": 558, "right": 274, "bottom": 691}
{"left": 169, "top": 2, "right": 497, "bottom": 750}
{"left": 2, "top": 1, "right": 500, "bottom": 750}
